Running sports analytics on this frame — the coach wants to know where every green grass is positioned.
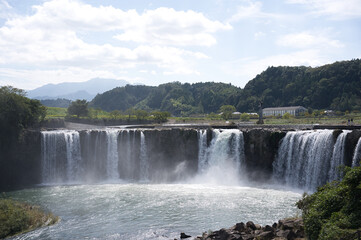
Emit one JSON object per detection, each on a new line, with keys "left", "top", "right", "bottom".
{"left": 0, "top": 198, "right": 59, "bottom": 238}
{"left": 45, "top": 107, "right": 67, "bottom": 119}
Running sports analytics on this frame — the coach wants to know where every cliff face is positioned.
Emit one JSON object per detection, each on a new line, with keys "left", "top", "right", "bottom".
{"left": 0, "top": 130, "right": 42, "bottom": 191}
{"left": 243, "top": 129, "right": 286, "bottom": 181}
{"left": 144, "top": 129, "right": 199, "bottom": 182}
{"left": 2, "top": 127, "right": 360, "bottom": 191}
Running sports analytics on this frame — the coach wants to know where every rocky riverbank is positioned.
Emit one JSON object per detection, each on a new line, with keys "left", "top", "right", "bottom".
{"left": 181, "top": 218, "right": 305, "bottom": 240}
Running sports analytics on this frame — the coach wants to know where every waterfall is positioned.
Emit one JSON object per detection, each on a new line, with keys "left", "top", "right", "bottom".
{"left": 273, "top": 130, "right": 351, "bottom": 191}
{"left": 329, "top": 130, "right": 351, "bottom": 181}
{"left": 352, "top": 137, "right": 361, "bottom": 167}
{"left": 197, "top": 129, "right": 208, "bottom": 173}
{"left": 41, "top": 130, "right": 81, "bottom": 183}
{"left": 139, "top": 131, "right": 149, "bottom": 181}
{"left": 106, "top": 129, "right": 120, "bottom": 180}
{"left": 196, "top": 129, "right": 245, "bottom": 185}
{"left": 64, "top": 131, "right": 82, "bottom": 182}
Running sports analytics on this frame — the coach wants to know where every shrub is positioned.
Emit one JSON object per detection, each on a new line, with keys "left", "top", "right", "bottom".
{"left": 0, "top": 198, "right": 58, "bottom": 238}
{"left": 296, "top": 167, "right": 361, "bottom": 240}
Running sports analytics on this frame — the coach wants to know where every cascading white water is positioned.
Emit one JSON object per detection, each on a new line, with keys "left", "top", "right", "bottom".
{"left": 352, "top": 137, "right": 361, "bottom": 167}
{"left": 41, "top": 131, "right": 58, "bottom": 183}
{"left": 139, "top": 131, "right": 149, "bottom": 181}
{"left": 329, "top": 130, "right": 351, "bottom": 181}
{"left": 42, "top": 130, "right": 81, "bottom": 183}
{"left": 273, "top": 130, "right": 351, "bottom": 191}
{"left": 42, "top": 129, "right": 155, "bottom": 183}
{"left": 196, "top": 129, "right": 245, "bottom": 185}
{"left": 64, "top": 131, "right": 82, "bottom": 182}
{"left": 106, "top": 129, "right": 120, "bottom": 180}
{"left": 197, "top": 129, "right": 208, "bottom": 173}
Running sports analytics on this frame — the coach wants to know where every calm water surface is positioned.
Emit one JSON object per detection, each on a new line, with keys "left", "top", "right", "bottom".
{"left": 8, "top": 183, "right": 301, "bottom": 240}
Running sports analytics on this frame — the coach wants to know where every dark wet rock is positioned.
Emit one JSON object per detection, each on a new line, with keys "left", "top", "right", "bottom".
{"left": 264, "top": 225, "right": 274, "bottom": 232}
{"left": 180, "top": 232, "right": 191, "bottom": 238}
{"left": 246, "top": 221, "right": 256, "bottom": 230}
{"left": 196, "top": 218, "right": 306, "bottom": 240}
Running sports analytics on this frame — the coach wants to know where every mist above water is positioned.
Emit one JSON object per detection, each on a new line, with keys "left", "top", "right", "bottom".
{"left": 194, "top": 129, "right": 245, "bottom": 185}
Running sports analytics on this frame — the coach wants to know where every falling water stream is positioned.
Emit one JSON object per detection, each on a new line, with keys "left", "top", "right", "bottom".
{"left": 8, "top": 128, "right": 361, "bottom": 239}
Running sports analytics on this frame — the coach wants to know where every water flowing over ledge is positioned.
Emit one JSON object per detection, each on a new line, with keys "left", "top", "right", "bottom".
{"left": 40, "top": 128, "right": 361, "bottom": 191}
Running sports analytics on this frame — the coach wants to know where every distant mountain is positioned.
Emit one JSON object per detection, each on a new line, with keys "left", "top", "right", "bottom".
{"left": 27, "top": 78, "right": 129, "bottom": 101}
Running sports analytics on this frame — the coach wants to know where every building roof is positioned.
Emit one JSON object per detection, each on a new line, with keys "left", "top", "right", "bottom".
{"left": 263, "top": 106, "right": 306, "bottom": 111}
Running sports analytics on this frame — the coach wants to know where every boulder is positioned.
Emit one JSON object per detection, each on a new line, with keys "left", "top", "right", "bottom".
{"left": 246, "top": 221, "right": 257, "bottom": 230}
{"left": 256, "top": 231, "right": 275, "bottom": 240}
{"left": 231, "top": 222, "right": 246, "bottom": 232}
{"left": 180, "top": 232, "right": 191, "bottom": 239}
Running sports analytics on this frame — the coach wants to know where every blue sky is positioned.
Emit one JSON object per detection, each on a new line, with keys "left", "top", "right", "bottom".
{"left": 0, "top": 0, "right": 360, "bottom": 90}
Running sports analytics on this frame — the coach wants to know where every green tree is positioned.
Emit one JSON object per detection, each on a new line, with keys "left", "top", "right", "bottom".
{"left": 296, "top": 167, "right": 361, "bottom": 240}
{"left": 220, "top": 105, "right": 236, "bottom": 120}
{"left": 240, "top": 113, "right": 250, "bottom": 122}
{"left": 135, "top": 109, "right": 148, "bottom": 120}
{"left": 0, "top": 86, "right": 46, "bottom": 137}
{"left": 109, "top": 110, "right": 121, "bottom": 119}
{"left": 67, "top": 99, "right": 89, "bottom": 118}
{"left": 282, "top": 112, "right": 292, "bottom": 119}
{"left": 152, "top": 111, "right": 170, "bottom": 123}
{"left": 125, "top": 108, "right": 135, "bottom": 120}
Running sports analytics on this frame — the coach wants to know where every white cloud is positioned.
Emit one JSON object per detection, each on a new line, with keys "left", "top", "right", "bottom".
{"left": 0, "top": 0, "right": 226, "bottom": 88}
{"left": 6, "top": 0, "right": 230, "bottom": 47}
{"left": 285, "top": 0, "right": 361, "bottom": 20}
{"left": 254, "top": 31, "right": 266, "bottom": 39}
{"left": 277, "top": 31, "right": 344, "bottom": 49}
{"left": 229, "top": 0, "right": 282, "bottom": 22}
{"left": 0, "top": 0, "right": 12, "bottom": 19}
{"left": 114, "top": 7, "right": 231, "bottom": 46}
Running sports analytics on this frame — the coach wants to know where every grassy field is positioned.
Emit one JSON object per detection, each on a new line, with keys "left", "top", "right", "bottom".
{"left": 45, "top": 107, "right": 67, "bottom": 119}
{"left": 45, "top": 106, "right": 361, "bottom": 126}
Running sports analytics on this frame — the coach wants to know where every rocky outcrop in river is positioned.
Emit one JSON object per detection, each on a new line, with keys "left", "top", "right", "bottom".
{"left": 191, "top": 218, "right": 305, "bottom": 240}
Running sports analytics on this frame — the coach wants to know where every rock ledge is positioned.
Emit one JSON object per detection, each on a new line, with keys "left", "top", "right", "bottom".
{"left": 192, "top": 218, "right": 305, "bottom": 240}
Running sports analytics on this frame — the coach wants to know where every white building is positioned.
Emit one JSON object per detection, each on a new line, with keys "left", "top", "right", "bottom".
{"left": 262, "top": 106, "right": 307, "bottom": 117}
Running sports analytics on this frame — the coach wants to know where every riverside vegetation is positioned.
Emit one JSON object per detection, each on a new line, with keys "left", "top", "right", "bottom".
{"left": 0, "top": 198, "right": 59, "bottom": 239}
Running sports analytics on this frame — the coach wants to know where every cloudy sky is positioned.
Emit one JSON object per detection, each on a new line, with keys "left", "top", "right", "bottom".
{"left": 0, "top": 0, "right": 360, "bottom": 90}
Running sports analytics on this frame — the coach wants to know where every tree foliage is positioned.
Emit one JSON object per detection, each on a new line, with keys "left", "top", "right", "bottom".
{"left": 296, "top": 167, "right": 361, "bottom": 240}
{"left": 67, "top": 99, "right": 89, "bottom": 118}
{"left": 220, "top": 105, "right": 236, "bottom": 120}
{"left": 90, "top": 82, "right": 241, "bottom": 116}
{"left": 89, "top": 60, "right": 360, "bottom": 115}
{"left": 0, "top": 86, "right": 46, "bottom": 138}
{"left": 151, "top": 111, "right": 171, "bottom": 123}
{"left": 240, "top": 113, "right": 250, "bottom": 122}
{"left": 237, "top": 59, "right": 361, "bottom": 112}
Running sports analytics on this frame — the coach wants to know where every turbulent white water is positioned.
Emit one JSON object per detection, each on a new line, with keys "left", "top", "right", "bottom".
{"left": 41, "top": 130, "right": 82, "bottom": 183}
{"left": 196, "top": 129, "right": 245, "bottom": 185}
{"left": 8, "top": 184, "right": 301, "bottom": 240}
{"left": 329, "top": 130, "right": 351, "bottom": 181}
{"left": 140, "top": 131, "right": 149, "bottom": 181}
{"left": 273, "top": 130, "right": 351, "bottom": 191}
{"left": 106, "top": 129, "right": 120, "bottom": 180}
{"left": 352, "top": 137, "right": 361, "bottom": 167}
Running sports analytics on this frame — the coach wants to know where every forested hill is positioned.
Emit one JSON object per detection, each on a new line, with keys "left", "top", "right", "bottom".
{"left": 90, "top": 59, "right": 361, "bottom": 115}
{"left": 90, "top": 82, "right": 241, "bottom": 116}
{"left": 237, "top": 59, "right": 361, "bottom": 112}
